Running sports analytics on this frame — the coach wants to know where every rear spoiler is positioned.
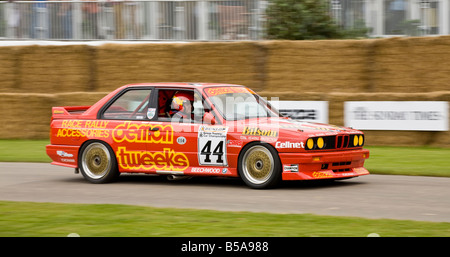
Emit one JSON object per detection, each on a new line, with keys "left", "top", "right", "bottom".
{"left": 51, "top": 106, "right": 91, "bottom": 121}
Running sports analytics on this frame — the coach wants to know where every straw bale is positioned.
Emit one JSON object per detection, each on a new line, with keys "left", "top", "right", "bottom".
{"left": 371, "top": 36, "right": 450, "bottom": 93}
{"left": 0, "top": 46, "right": 20, "bottom": 92}
{"left": 176, "top": 42, "right": 265, "bottom": 91}
{"left": 257, "top": 91, "right": 325, "bottom": 101}
{"left": 263, "top": 40, "right": 371, "bottom": 93}
{"left": 94, "top": 43, "right": 179, "bottom": 92}
{"left": 17, "top": 45, "right": 93, "bottom": 93}
{"left": 54, "top": 92, "right": 109, "bottom": 107}
{"left": 0, "top": 93, "right": 56, "bottom": 139}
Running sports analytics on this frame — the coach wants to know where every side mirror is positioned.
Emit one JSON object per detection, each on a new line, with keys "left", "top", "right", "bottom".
{"left": 203, "top": 112, "right": 216, "bottom": 125}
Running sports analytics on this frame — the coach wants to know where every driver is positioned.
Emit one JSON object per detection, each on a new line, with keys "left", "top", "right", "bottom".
{"left": 170, "top": 91, "right": 194, "bottom": 121}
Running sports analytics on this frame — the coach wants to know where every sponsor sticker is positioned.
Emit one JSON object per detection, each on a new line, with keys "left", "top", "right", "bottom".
{"left": 242, "top": 127, "right": 278, "bottom": 138}
{"left": 116, "top": 147, "right": 189, "bottom": 171}
{"left": 226, "top": 140, "right": 243, "bottom": 148}
{"left": 312, "top": 171, "right": 334, "bottom": 178}
{"left": 191, "top": 167, "right": 221, "bottom": 174}
{"left": 57, "top": 151, "right": 73, "bottom": 157}
{"left": 283, "top": 164, "right": 299, "bottom": 172}
{"left": 275, "top": 141, "right": 304, "bottom": 149}
{"left": 177, "top": 136, "right": 187, "bottom": 145}
{"left": 112, "top": 122, "right": 173, "bottom": 144}
{"left": 198, "top": 126, "right": 228, "bottom": 166}
{"left": 147, "top": 108, "right": 156, "bottom": 119}
{"left": 205, "top": 87, "right": 254, "bottom": 97}
{"left": 56, "top": 120, "right": 110, "bottom": 139}
{"left": 61, "top": 158, "right": 75, "bottom": 163}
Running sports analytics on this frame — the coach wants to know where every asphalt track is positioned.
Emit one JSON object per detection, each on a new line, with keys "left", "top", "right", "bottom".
{"left": 1, "top": 162, "right": 449, "bottom": 222}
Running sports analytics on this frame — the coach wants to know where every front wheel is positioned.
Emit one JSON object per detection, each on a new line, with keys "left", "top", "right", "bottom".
{"left": 238, "top": 143, "right": 281, "bottom": 189}
{"left": 79, "top": 141, "right": 119, "bottom": 183}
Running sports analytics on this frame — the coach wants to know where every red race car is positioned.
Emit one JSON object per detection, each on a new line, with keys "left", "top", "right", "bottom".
{"left": 46, "top": 83, "right": 369, "bottom": 189}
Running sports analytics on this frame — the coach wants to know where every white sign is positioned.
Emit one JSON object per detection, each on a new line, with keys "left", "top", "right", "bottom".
{"left": 344, "top": 101, "right": 449, "bottom": 131}
{"left": 198, "top": 126, "right": 228, "bottom": 166}
{"left": 270, "top": 101, "right": 328, "bottom": 123}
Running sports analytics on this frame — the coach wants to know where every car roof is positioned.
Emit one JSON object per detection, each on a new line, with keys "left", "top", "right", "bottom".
{"left": 122, "top": 82, "right": 244, "bottom": 89}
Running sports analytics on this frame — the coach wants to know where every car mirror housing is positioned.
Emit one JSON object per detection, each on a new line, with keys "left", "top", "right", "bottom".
{"left": 203, "top": 112, "right": 216, "bottom": 125}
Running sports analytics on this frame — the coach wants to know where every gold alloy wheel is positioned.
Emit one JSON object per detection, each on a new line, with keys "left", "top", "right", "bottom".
{"left": 81, "top": 142, "right": 112, "bottom": 180}
{"left": 241, "top": 145, "right": 274, "bottom": 185}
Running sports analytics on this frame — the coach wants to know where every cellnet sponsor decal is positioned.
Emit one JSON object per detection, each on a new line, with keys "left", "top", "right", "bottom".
{"left": 275, "top": 141, "right": 304, "bottom": 149}
{"left": 344, "top": 101, "right": 449, "bottom": 131}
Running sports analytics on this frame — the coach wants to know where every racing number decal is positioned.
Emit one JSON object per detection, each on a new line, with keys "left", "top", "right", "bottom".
{"left": 200, "top": 140, "right": 224, "bottom": 164}
{"left": 198, "top": 126, "right": 228, "bottom": 166}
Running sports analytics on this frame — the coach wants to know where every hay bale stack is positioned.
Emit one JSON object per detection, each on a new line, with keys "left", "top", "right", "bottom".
{"left": 407, "top": 36, "right": 450, "bottom": 92}
{"left": 0, "top": 46, "right": 19, "bottom": 92}
{"left": 54, "top": 92, "right": 109, "bottom": 107}
{"left": 17, "top": 45, "right": 92, "bottom": 93}
{"left": 371, "top": 36, "right": 450, "bottom": 92}
{"left": 0, "top": 93, "right": 55, "bottom": 139}
{"left": 263, "top": 40, "right": 372, "bottom": 94}
{"left": 257, "top": 91, "right": 325, "bottom": 101}
{"left": 94, "top": 43, "right": 179, "bottom": 92}
{"left": 176, "top": 42, "right": 264, "bottom": 91}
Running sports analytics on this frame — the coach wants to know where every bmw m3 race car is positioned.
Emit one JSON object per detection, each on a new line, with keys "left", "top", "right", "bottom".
{"left": 46, "top": 83, "right": 369, "bottom": 189}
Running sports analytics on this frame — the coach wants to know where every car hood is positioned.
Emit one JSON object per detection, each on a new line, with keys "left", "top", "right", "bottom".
{"left": 240, "top": 117, "right": 361, "bottom": 137}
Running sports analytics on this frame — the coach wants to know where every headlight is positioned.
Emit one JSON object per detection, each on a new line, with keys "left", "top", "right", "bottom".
{"left": 353, "top": 135, "right": 359, "bottom": 146}
{"left": 352, "top": 134, "right": 364, "bottom": 147}
{"left": 317, "top": 137, "right": 324, "bottom": 149}
{"left": 306, "top": 138, "right": 314, "bottom": 150}
{"left": 306, "top": 137, "right": 325, "bottom": 150}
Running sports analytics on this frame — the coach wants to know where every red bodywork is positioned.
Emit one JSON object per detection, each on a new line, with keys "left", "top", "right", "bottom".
{"left": 46, "top": 83, "right": 369, "bottom": 182}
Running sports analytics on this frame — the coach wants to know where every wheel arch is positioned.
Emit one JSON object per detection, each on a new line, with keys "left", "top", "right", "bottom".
{"left": 237, "top": 140, "right": 281, "bottom": 174}
{"left": 78, "top": 138, "right": 116, "bottom": 156}
{"left": 78, "top": 139, "right": 111, "bottom": 162}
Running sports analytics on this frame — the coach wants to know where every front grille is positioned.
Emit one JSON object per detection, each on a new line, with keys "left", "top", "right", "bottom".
{"left": 305, "top": 134, "right": 364, "bottom": 151}
{"left": 331, "top": 161, "right": 352, "bottom": 172}
{"left": 336, "top": 135, "right": 349, "bottom": 149}
{"left": 332, "top": 161, "right": 352, "bottom": 166}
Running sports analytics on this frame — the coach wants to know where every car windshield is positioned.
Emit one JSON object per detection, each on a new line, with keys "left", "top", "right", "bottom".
{"left": 204, "top": 87, "right": 280, "bottom": 121}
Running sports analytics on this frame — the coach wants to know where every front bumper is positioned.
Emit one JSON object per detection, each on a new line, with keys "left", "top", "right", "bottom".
{"left": 279, "top": 149, "right": 370, "bottom": 180}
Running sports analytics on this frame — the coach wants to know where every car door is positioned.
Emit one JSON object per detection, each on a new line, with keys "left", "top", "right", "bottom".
{"left": 100, "top": 87, "right": 154, "bottom": 172}
{"left": 144, "top": 87, "right": 193, "bottom": 175}
{"left": 147, "top": 88, "right": 227, "bottom": 175}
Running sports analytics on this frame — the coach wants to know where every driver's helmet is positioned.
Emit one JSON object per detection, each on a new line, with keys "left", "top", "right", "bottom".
{"left": 171, "top": 91, "right": 194, "bottom": 112}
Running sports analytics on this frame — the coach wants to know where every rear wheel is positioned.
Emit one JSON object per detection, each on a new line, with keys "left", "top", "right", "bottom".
{"left": 238, "top": 143, "right": 281, "bottom": 189}
{"left": 79, "top": 141, "right": 119, "bottom": 183}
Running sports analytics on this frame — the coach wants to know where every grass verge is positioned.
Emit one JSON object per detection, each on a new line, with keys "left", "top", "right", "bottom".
{"left": 0, "top": 201, "right": 448, "bottom": 237}
{"left": 0, "top": 139, "right": 51, "bottom": 163}
{"left": 364, "top": 146, "right": 450, "bottom": 177}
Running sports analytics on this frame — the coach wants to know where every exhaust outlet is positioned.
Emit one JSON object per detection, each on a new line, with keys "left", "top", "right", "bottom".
{"left": 167, "top": 175, "right": 192, "bottom": 181}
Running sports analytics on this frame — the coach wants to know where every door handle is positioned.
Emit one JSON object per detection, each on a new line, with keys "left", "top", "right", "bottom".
{"left": 148, "top": 127, "right": 159, "bottom": 135}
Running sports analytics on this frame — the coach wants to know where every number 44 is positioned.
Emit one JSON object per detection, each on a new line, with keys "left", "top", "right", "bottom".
{"left": 200, "top": 140, "right": 224, "bottom": 164}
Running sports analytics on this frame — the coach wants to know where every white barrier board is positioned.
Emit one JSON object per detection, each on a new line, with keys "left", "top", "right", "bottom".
{"left": 270, "top": 101, "right": 328, "bottom": 124}
{"left": 344, "top": 101, "right": 449, "bottom": 131}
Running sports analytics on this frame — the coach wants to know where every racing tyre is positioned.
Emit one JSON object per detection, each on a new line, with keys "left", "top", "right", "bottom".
{"left": 79, "top": 141, "right": 119, "bottom": 183}
{"left": 238, "top": 143, "right": 281, "bottom": 189}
